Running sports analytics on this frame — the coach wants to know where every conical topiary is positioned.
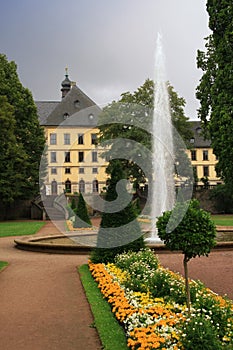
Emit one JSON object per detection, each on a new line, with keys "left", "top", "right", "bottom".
{"left": 91, "top": 159, "right": 145, "bottom": 263}
{"left": 73, "top": 192, "right": 92, "bottom": 228}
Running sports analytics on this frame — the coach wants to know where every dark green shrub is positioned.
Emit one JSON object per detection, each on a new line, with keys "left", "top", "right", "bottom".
{"left": 133, "top": 197, "right": 141, "bottom": 215}
{"left": 91, "top": 236, "right": 145, "bottom": 264}
{"left": 91, "top": 160, "right": 144, "bottom": 263}
{"left": 73, "top": 192, "right": 91, "bottom": 228}
{"left": 71, "top": 197, "right": 76, "bottom": 210}
{"left": 209, "top": 184, "right": 233, "bottom": 213}
{"left": 66, "top": 205, "right": 75, "bottom": 219}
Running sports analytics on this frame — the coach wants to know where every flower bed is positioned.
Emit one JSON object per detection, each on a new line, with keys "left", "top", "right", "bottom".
{"left": 89, "top": 249, "right": 233, "bottom": 349}
{"left": 66, "top": 220, "right": 94, "bottom": 231}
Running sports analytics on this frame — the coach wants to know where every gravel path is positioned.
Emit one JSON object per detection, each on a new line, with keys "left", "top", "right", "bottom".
{"left": 158, "top": 250, "right": 233, "bottom": 299}
{"left": 0, "top": 222, "right": 102, "bottom": 350}
{"left": 0, "top": 220, "right": 232, "bottom": 350}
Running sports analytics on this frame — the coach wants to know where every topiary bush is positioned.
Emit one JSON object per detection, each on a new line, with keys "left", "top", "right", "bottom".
{"left": 157, "top": 199, "right": 216, "bottom": 313}
{"left": 73, "top": 192, "right": 92, "bottom": 228}
{"left": 91, "top": 160, "right": 145, "bottom": 263}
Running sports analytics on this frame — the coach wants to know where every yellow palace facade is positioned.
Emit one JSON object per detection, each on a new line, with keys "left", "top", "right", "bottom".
{"left": 36, "top": 73, "right": 108, "bottom": 196}
{"left": 187, "top": 121, "right": 221, "bottom": 187}
{"left": 36, "top": 73, "right": 221, "bottom": 196}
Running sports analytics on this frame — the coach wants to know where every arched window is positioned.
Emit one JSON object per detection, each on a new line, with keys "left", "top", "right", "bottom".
{"left": 92, "top": 180, "right": 99, "bottom": 193}
{"left": 79, "top": 180, "right": 85, "bottom": 193}
{"left": 65, "top": 179, "right": 71, "bottom": 193}
{"left": 51, "top": 180, "right": 57, "bottom": 195}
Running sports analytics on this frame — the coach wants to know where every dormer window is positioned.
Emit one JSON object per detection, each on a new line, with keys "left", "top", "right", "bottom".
{"left": 63, "top": 113, "right": 69, "bottom": 120}
{"left": 196, "top": 127, "right": 202, "bottom": 134}
{"left": 190, "top": 138, "right": 195, "bottom": 144}
{"left": 74, "top": 100, "right": 80, "bottom": 108}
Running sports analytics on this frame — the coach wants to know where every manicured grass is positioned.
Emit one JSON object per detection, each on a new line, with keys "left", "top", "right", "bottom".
{"left": 0, "top": 261, "right": 8, "bottom": 270}
{"left": 0, "top": 221, "right": 46, "bottom": 237}
{"left": 79, "top": 264, "right": 128, "bottom": 350}
{"left": 211, "top": 214, "right": 233, "bottom": 226}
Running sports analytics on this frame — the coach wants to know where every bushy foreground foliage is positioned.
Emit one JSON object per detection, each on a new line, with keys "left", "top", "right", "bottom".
{"left": 89, "top": 249, "right": 233, "bottom": 349}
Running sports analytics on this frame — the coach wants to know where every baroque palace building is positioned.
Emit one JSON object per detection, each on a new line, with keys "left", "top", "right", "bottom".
{"left": 36, "top": 71, "right": 108, "bottom": 196}
{"left": 36, "top": 72, "right": 221, "bottom": 196}
{"left": 187, "top": 121, "right": 221, "bottom": 187}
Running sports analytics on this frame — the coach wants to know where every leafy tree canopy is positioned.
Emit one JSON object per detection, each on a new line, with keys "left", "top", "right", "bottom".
{"left": 98, "top": 79, "right": 193, "bottom": 183}
{"left": 157, "top": 199, "right": 216, "bottom": 260}
{"left": 0, "top": 96, "right": 27, "bottom": 206}
{"left": 196, "top": 1, "right": 233, "bottom": 189}
{"left": 0, "top": 54, "right": 46, "bottom": 200}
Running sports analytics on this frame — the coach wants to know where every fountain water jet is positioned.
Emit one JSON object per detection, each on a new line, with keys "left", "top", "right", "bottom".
{"left": 146, "top": 33, "right": 175, "bottom": 243}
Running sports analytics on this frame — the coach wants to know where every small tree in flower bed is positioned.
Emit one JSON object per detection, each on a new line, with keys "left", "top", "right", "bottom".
{"left": 157, "top": 199, "right": 216, "bottom": 314}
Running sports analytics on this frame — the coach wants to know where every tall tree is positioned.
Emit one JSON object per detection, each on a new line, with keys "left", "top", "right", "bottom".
{"left": 196, "top": 1, "right": 233, "bottom": 188}
{"left": 0, "top": 54, "right": 46, "bottom": 199}
{"left": 0, "top": 96, "right": 27, "bottom": 208}
{"left": 98, "top": 79, "right": 193, "bottom": 184}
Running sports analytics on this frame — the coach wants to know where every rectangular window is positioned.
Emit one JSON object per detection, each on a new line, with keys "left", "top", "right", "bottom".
{"left": 79, "top": 167, "right": 84, "bottom": 174}
{"left": 65, "top": 151, "right": 71, "bottom": 162}
{"left": 92, "top": 167, "right": 98, "bottom": 174}
{"left": 78, "top": 151, "right": 84, "bottom": 162}
{"left": 51, "top": 167, "right": 57, "bottom": 174}
{"left": 203, "top": 166, "right": 209, "bottom": 177}
{"left": 50, "top": 133, "right": 57, "bottom": 145}
{"left": 91, "top": 133, "right": 97, "bottom": 145}
{"left": 105, "top": 154, "right": 111, "bottom": 162}
{"left": 78, "top": 133, "right": 84, "bottom": 145}
{"left": 51, "top": 152, "right": 57, "bottom": 163}
{"left": 92, "top": 151, "right": 98, "bottom": 162}
{"left": 64, "top": 133, "right": 70, "bottom": 145}
{"left": 65, "top": 168, "right": 71, "bottom": 174}
{"left": 203, "top": 150, "right": 208, "bottom": 161}
{"left": 191, "top": 150, "right": 197, "bottom": 161}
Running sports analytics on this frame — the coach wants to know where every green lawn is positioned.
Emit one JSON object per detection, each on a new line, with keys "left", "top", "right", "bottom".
{"left": 211, "top": 215, "right": 233, "bottom": 226}
{"left": 79, "top": 264, "right": 128, "bottom": 350}
{"left": 0, "top": 221, "right": 46, "bottom": 237}
{"left": 0, "top": 261, "right": 8, "bottom": 270}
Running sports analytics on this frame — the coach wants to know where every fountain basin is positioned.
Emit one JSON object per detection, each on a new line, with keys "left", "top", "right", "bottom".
{"left": 14, "top": 232, "right": 97, "bottom": 254}
{"left": 14, "top": 227, "right": 233, "bottom": 254}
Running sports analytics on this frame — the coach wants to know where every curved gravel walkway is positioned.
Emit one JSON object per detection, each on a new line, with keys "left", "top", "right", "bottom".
{"left": 0, "top": 220, "right": 232, "bottom": 350}
{"left": 0, "top": 222, "right": 102, "bottom": 350}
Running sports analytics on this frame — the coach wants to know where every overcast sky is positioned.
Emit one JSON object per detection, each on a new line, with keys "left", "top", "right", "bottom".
{"left": 0, "top": 0, "right": 210, "bottom": 120}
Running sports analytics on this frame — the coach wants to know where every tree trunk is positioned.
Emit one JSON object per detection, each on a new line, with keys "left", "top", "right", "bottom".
{"left": 183, "top": 254, "right": 191, "bottom": 315}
